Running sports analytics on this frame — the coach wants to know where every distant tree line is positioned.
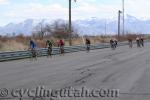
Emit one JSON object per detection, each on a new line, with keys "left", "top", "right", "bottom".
{"left": 32, "top": 19, "right": 79, "bottom": 39}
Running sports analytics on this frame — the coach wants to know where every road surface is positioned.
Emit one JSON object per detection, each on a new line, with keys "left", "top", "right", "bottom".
{"left": 0, "top": 43, "right": 150, "bottom": 100}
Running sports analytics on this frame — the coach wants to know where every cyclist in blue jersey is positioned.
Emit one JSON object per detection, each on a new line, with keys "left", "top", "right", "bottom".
{"left": 30, "top": 40, "right": 36, "bottom": 49}
{"left": 29, "top": 40, "right": 37, "bottom": 59}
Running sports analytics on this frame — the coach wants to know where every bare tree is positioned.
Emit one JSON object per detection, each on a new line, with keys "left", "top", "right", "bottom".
{"left": 33, "top": 19, "right": 79, "bottom": 39}
{"left": 33, "top": 20, "right": 47, "bottom": 39}
{"left": 51, "top": 20, "right": 78, "bottom": 39}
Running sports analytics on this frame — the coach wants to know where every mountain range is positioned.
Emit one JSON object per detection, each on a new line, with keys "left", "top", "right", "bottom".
{"left": 0, "top": 14, "right": 150, "bottom": 36}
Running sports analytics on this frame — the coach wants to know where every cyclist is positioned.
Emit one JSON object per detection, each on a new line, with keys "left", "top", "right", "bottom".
{"left": 140, "top": 37, "right": 144, "bottom": 47}
{"left": 29, "top": 40, "right": 37, "bottom": 59}
{"left": 110, "top": 39, "right": 115, "bottom": 50}
{"left": 59, "top": 39, "right": 65, "bottom": 55}
{"left": 136, "top": 37, "right": 141, "bottom": 48}
{"left": 128, "top": 38, "right": 133, "bottom": 48}
{"left": 46, "top": 40, "right": 53, "bottom": 57}
{"left": 114, "top": 38, "right": 118, "bottom": 48}
{"left": 85, "top": 38, "right": 91, "bottom": 52}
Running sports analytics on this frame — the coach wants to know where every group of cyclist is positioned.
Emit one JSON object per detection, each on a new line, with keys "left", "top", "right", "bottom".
{"left": 128, "top": 37, "right": 144, "bottom": 48}
{"left": 110, "top": 38, "right": 118, "bottom": 50}
{"left": 29, "top": 39, "right": 65, "bottom": 59}
{"left": 136, "top": 37, "right": 144, "bottom": 48}
{"left": 28, "top": 36, "right": 145, "bottom": 59}
{"left": 109, "top": 36, "right": 145, "bottom": 50}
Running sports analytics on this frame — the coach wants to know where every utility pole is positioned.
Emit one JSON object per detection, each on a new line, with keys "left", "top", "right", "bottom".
{"left": 118, "top": 10, "right": 122, "bottom": 41}
{"left": 122, "top": 0, "right": 125, "bottom": 35}
{"left": 69, "top": 0, "right": 72, "bottom": 46}
{"left": 68, "top": 0, "right": 76, "bottom": 46}
{"left": 105, "top": 19, "right": 107, "bottom": 36}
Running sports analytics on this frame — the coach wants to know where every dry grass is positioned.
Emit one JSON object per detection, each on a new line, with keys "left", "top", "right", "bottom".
{"left": 0, "top": 40, "right": 27, "bottom": 52}
{"left": 0, "top": 37, "right": 110, "bottom": 51}
{"left": 0, "top": 34, "right": 149, "bottom": 52}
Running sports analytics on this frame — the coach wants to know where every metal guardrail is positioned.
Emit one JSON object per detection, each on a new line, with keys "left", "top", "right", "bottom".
{"left": 0, "top": 42, "right": 128, "bottom": 62}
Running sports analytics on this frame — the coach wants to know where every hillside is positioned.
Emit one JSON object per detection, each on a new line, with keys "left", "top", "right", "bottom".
{"left": 0, "top": 14, "right": 150, "bottom": 36}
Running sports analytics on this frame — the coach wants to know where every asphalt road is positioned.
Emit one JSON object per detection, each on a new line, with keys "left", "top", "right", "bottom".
{"left": 1, "top": 43, "right": 150, "bottom": 100}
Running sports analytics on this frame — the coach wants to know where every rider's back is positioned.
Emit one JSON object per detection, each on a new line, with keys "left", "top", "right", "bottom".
{"left": 30, "top": 40, "right": 36, "bottom": 49}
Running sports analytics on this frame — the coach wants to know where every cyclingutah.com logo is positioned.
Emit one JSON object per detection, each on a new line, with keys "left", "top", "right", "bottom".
{"left": 0, "top": 86, "right": 119, "bottom": 99}
{"left": 0, "top": 88, "right": 9, "bottom": 97}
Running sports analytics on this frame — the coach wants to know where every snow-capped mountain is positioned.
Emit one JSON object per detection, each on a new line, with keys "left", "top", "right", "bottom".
{"left": 0, "top": 19, "right": 34, "bottom": 36}
{"left": 0, "top": 14, "right": 150, "bottom": 36}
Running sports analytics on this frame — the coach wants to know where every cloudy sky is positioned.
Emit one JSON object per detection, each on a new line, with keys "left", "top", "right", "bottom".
{"left": 0, "top": 0, "right": 150, "bottom": 26}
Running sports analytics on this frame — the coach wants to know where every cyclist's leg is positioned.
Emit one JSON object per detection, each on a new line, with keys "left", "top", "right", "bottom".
{"left": 86, "top": 45, "right": 88, "bottom": 51}
{"left": 136, "top": 41, "right": 139, "bottom": 47}
{"left": 59, "top": 46, "right": 62, "bottom": 55}
{"left": 50, "top": 48, "right": 52, "bottom": 56}
{"left": 32, "top": 48, "right": 37, "bottom": 60}
{"left": 130, "top": 42, "right": 132, "bottom": 48}
{"left": 129, "top": 42, "right": 131, "bottom": 48}
{"left": 88, "top": 44, "right": 90, "bottom": 51}
{"left": 48, "top": 47, "right": 52, "bottom": 57}
{"left": 30, "top": 49, "right": 33, "bottom": 60}
{"left": 114, "top": 43, "right": 117, "bottom": 48}
{"left": 47, "top": 47, "right": 50, "bottom": 57}
{"left": 62, "top": 46, "right": 64, "bottom": 55}
{"left": 30, "top": 49, "right": 35, "bottom": 60}
{"left": 110, "top": 44, "right": 113, "bottom": 49}
{"left": 139, "top": 42, "right": 141, "bottom": 48}
{"left": 87, "top": 44, "right": 90, "bottom": 52}
{"left": 142, "top": 41, "right": 144, "bottom": 47}
{"left": 113, "top": 43, "right": 116, "bottom": 50}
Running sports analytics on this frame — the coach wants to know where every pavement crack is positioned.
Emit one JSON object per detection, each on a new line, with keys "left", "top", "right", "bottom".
{"left": 76, "top": 59, "right": 111, "bottom": 71}
{"left": 74, "top": 73, "right": 93, "bottom": 85}
{"left": 102, "top": 72, "right": 117, "bottom": 82}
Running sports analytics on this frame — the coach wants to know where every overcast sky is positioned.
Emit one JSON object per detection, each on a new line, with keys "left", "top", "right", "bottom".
{"left": 0, "top": 0, "right": 150, "bottom": 26}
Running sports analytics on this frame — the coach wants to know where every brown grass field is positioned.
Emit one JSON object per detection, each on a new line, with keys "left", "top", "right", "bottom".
{"left": 0, "top": 34, "right": 150, "bottom": 52}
